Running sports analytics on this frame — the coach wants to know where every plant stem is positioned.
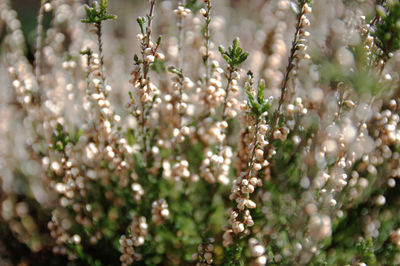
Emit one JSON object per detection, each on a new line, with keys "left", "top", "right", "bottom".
{"left": 139, "top": 0, "right": 156, "bottom": 156}
{"left": 35, "top": 2, "right": 45, "bottom": 87}
{"left": 177, "top": 1, "right": 185, "bottom": 70}
{"left": 269, "top": 8, "right": 303, "bottom": 141}
{"left": 203, "top": 0, "right": 212, "bottom": 88}
{"left": 263, "top": 2, "right": 307, "bottom": 160}
{"left": 96, "top": 22, "right": 106, "bottom": 86}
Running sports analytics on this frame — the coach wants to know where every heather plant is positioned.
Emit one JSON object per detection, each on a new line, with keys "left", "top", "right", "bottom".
{"left": 2, "top": 0, "right": 400, "bottom": 265}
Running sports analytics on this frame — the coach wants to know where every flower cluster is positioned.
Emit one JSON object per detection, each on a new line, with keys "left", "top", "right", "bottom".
{"left": 3, "top": 0, "right": 400, "bottom": 265}
{"left": 192, "top": 239, "right": 215, "bottom": 265}
{"left": 119, "top": 216, "right": 148, "bottom": 265}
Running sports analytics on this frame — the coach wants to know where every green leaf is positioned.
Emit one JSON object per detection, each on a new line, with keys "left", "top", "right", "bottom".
{"left": 156, "top": 36, "right": 162, "bottom": 46}
{"left": 219, "top": 39, "right": 249, "bottom": 70}
{"left": 257, "top": 79, "right": 265, "bottom": 104}
{"left": 137, "top": 17, "right": 146, "bottom": 35}
{"left": 81, "top": 0, "right": 116, "bottom": 24}
{"left": 238, "top": 52, "right": 248, "bottom": 64}
{"left": 168, "top": 66, "right": 183, "bottom": 77}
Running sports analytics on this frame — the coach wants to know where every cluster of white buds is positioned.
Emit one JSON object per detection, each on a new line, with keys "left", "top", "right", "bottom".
{"left": 130, "top": 76, "right": 159, "bottom": 105}
{"left": 136, "top": 33, "right": 165, "bottom": 62}
{"left": 202, "top": 61, "right": 225, "bottom": 108}
{"left": 50, "top": 157, "right": 84, "bottom": 204}
{"left": 224, "top": 118, "right": 269, "bottom": 245}
{"left": 119, "top": 216, "right": 148, "bottom": 265}
{"left": 170, "top": 74, "right": 193, "bottom": 139}
{"left": 229, "top": 205, "right": 254, "bottom": 232}
{"left": 296, "top": 3, "right": 312, "bottom": 61}
{"left": 224, "top": 71, "right": 241, "bottom": 118}
{"left": 198, "top": 120, "right": 228, "bottom": 147}
{"left": 200, "top": 146, "right": 232, "bottom": 185}
{"left": 358, "top": 16, "right": 375, "bottom": 62}
{"left": 119, "top": 236, "right": 143, "bottom": 266}
{"left": 130, "top": 31, "right": 163, "bottom": 121}
{"left": 85, "top": 142, "right": 99, "bottom": 160}
{"left": 171, "top": 159, "right": 190, "bottom": 181}
{"left": 308, "top": 214, "right": 332, "bottom": 242}
{"left": 222, "top": 227, "right": 234, "bottom": 247}
{"left": 213, "top": 120, "right": 228, "bottom": 142}
{"left": 1, "top": 0, "right": 38, "bottom": 105}
{"left": 84, "top": 53, "right": 125, "bottom": 162}
{"left": 151, "top": 198, "right": 169, "bottom": 226}
{"left": 172, "top": 125, "right": 192, "bottom": 143}
{"left": 375, "top": 107, "right": 400, "bottom": 146}
{"left": 249, "top": 238, "right": 267, "bottom": 266}
{"left": 331, "top": 172, "right": 348, "bottom": 191}
{"left": 172, "top": 75, "right": 193, "bottom": 102}
{"left": 236, "top": 110, "right": 256, "bottom": 174}
{"left": 131, "top": 183, "right": 144, "bottom": 202}
{"left": 272, "top": 126, "right": 290, "bottom": 141}
{"left": 174, "top": 5, "right": 191, "bottom": 18}
{"left": 192, "top": 239, "right": 215, "bottom": 265}
{"left": 90, "top": 89, "right": 113, "bottom": 118}
{"left": 47, "top": 212, "right": 69, "bottom": 255}
{"left": 252, "top": 122, "right": 271, "bottom": 171}
{"left": 300, "top": 3, "right": 311, "bottom": 25}
{"left": 223, "top": 173, "right": 261, "bottom": 245}
{"left": 87, "top": 53, "right": 106, "bottom": 91}
{"left": 286, "top": 97, "right": 308, "bottom": 116}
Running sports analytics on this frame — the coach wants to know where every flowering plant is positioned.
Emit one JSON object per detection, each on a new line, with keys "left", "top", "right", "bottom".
{"left": 1, "top": 0, "right": 400, "bottom": 265}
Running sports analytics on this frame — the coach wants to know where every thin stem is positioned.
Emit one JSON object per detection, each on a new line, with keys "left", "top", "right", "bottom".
{"left": 370, "top": 0, "right": 386, "bottom": 27}
{"left": 221, "top": 70, "right": 233, "bottom": 123}
{"left": 215, "top": 69, "right": 233, "bottom": 161}
{"left": 145, "top": 0, "right": 156, "bottom": 51}
{"left": 141, "top": 0, "right": 156, "bottom": 82}
{"left": 269, "top": 10, "right": 303, "bottom": 140}
{"left": 231, "top": 235, "right": 243, "bottom": 265}
{"left": 263, "top": 3, "right": 307, "bottom": 158}
{"left": 248, "top": 118, "right": 261, "bottom": 178}
{"left": 34, "top": 2, "right": 45, "bottom": 86}
{"left": 139, "top": 0, "right": 156, "bottom": 156}
{"left": 178, "top": 74, "right": 184, "bottom": 128}
{"left": 96, "top": 22, "right": 106, "bottom": 86}
{"left": 177, "top": 0, "right": 185, "bottom": 70}
{"left": 203, "top": 0, "right": 212, "bottom": 88}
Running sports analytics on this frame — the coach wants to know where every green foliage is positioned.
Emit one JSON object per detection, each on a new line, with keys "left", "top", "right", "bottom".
{"left": 246, "top": 77, "right": 271, "bottom": 117}
{"left": 218, "top": 38, "right": 249, "bottom": 70}
{"left": 81, "top": 0, "right": 117, "bottom": 24}
{"left": 356, "top": 238, "right": 376, "bottom": 264}
{"left": 151, "top": 58, "right": 165, "bottom": 74}
{"left": 185, "top": 0, "right": 205, "bottom": 13}
{"left": 51, "top": 123, "right": 82, "bottom": 152}
{"left": 80, "top": 47, "right": 93, "bottom": 56}
{"left": 137, "top": 17, "right": 146, "bottom": 35}
{"left": 167, "top": 66, "right": 183, "bottom": 78}
{"left": 379, "top": 241, "right": 400, "bottom": 264}
{"left": 373, "top": 2, "right": 400, "bottom": 57}
{"left": 316, "top": 51, "right": 384, "bottom": 96}
{"left": 224, "top": 244, "right": 245, "bottom": 266}
{"left": 71, "top": 244, "right": 102, "bottom": 266}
